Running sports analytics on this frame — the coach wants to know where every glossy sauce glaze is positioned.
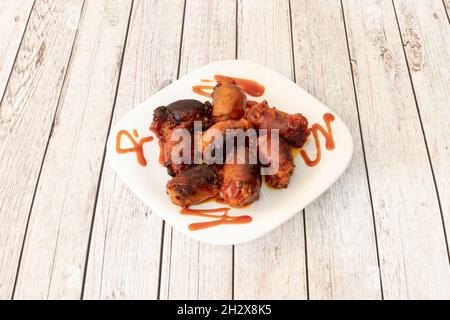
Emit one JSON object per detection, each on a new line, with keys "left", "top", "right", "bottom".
{"left": 197, "top": 195, "right": 228, "bottom": 205}
{"left": 246, "top": 100, "right": 258, "bottom": 109}
{"left": 300, "top": 113, "right": 335, "bottom": 167}
{"left": 158, "top": 140, "right": 165, "bottom": 165}
{"left": 192, "top": 75, "right": 265, "bottom": 98}
{"left": 116, "top": 129, "right": 154, "bottom": 166}
{"left": 180, "top": 207, "right": 252, "bottom": 231}
{"left": 214, "top": 196, "right": 227, "bottom": 205}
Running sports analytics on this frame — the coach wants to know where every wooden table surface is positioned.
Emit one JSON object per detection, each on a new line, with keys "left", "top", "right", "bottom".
{"left": 0, "top": 0, "right": 449, "bottom": 300}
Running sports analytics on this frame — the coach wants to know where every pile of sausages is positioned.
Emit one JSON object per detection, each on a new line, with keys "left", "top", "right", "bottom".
{"left": 150, "top": 79, "right": 310, "bottom": 208}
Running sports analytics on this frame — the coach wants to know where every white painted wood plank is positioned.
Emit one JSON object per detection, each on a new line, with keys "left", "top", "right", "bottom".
{"left": 159, "top": 0, "right": 236, "bottom": 300}
{"left": 83, "top": 0, "right": 185, "bottom": 300}
{"left": 290, "top": 0, "right": 382, "bottom": 300}
{"left": 393, "top": 0, "right": 450, "bottom": 261}
{"left": 13, "top": 0, "right": 133, "bottom": 300}
{"left": 342, "top": 0, "right": 450, "bottom": 299}
{"left": 0, "top": 0, "right": 84, "bottom": 299}
{"left": 0, "top": 0, "right": 34, "bottom": 101}
{"left": 233, "top": 0, "right": 307, "bottom": 300}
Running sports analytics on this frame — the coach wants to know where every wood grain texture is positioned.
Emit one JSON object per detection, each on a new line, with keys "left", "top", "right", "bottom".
{"left": 342, "top": 0, "right": 450, "bottom": 299}
{"left": 0, "top": 0, "right": 34, "bottom": 101}
{"left": 0, "top": 0, "right": 84, "bottom": 299}
{"left": 13, "top": 0, "right": 133, "bottom": 300}
{"left": 290, "top": 0, "right": 382, "bottom": 299}
{"left": 233, "top": 0, "right": 307, "bottom": 300}
{"left": 82, "top": 0, "right": 185, "bottom": 300}
{"left": 158, "top": 0, "right": 236, "bottom": 300}
{"left": 393, "top": 0, "right": 450, "bottom": 259}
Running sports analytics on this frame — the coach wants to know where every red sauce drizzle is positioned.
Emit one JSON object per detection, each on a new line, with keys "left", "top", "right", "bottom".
{"left": 116, "top": 130, "right": 154, "bottom": 166}
{"left": 180, "top": 207, "right": 252, "bottom": 231}
{"left": 300, "top": 113, "right": 335, "bottom": 167}
{"left": 214, "top": 196, "right": 227, "bottom": 205}
{"left": 214, "top": 75, "right": 265, "bottom": 97}
{"left": 192, "top": 85, "right": 214, "bottom": 98}
{"left": 192, "top": 75, "right": 265, "bottom": 98}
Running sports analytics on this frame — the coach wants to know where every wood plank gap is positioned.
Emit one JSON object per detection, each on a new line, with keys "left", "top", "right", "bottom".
{"left": 97, "top": 201, "right": 110, "bottom": 298}
{"left": 391, "top": 0, "right": 450, "bottom": 266}
{"left": 2, "top": 1, "right": 36, "bottom": 296}
{"left": 339, "top": 0, "right": 385, "bottom": 299}
{"left": 288, "top": 0, "right": 307, "bottom": 299}
{"left": 156, "top": 221, "right": 166, "bottom": 300}
{"left": 0, "top": 0, "right": 36, "bottom": 110}
{"left": 11, "top": 0, "right": 87, "bottom": 300}
{"left": 80, "top": 0, "right": 135, "bottom": 300}
{"left": 155, "top": 0, "right": 187, "bottom": 300}
{"left": 443, "top": 0, "right": 450, "bottom": 23}
{"left": 166, "top": 228, "right": 174, "bottom": 299}
{"left": 288, "top": 0, "right": 297, "bottom": 83}
{"left": 45, "top": 0, "right": 90, "bottom": 299}
{"left": 175, "top": 0, "right": 188, "bottom": 81}
{"left": 302, "top": 210, "right": 310, "bottom": 300}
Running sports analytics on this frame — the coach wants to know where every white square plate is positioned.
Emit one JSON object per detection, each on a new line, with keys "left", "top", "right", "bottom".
{"left": 107, "top": 60, "right": 353, "bottom": 245}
